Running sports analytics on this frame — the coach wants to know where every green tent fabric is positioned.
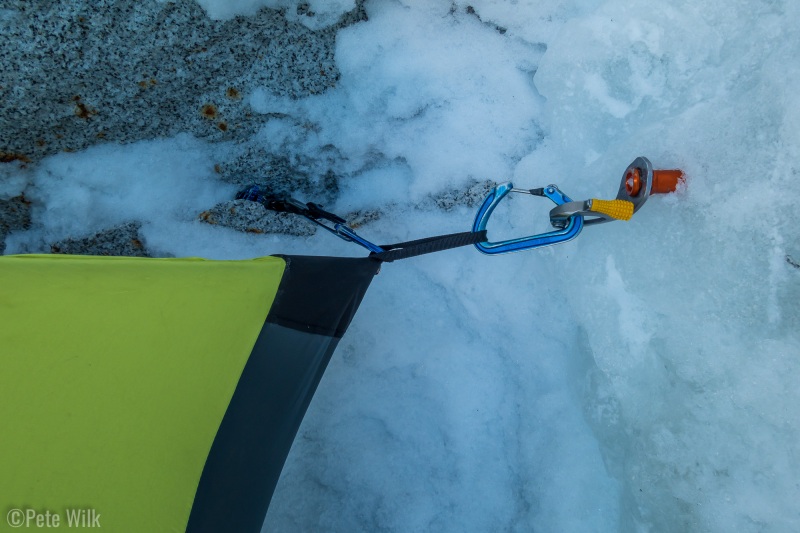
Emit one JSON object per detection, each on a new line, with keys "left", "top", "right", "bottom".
{"left": 0, "top": 253, "right": 380, "bottom": 532}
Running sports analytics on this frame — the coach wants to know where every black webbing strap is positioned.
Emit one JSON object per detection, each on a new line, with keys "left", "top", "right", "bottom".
{"left": 370, "top": 230, "right": 487, "bottom": 262}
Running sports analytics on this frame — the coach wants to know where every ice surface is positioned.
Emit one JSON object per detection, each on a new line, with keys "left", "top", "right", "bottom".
{"left": 3, "top": 0, "right": 800, "bottom": 531}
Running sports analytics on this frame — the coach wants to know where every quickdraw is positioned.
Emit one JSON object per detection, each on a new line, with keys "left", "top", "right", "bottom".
{"left": 473, "top": 156, "right": 683, "bottom": 254}
{"left": 237, "top": 156, "right": 684, "bottom": 258}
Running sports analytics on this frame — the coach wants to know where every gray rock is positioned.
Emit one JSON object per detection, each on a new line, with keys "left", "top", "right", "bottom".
{"left": 0, "top": 0, "right": 365, "bottom": 163}
{"left": 0, "top": 0, "right": 369, "bottom": 252}
{"left": 0, "top": 194, "right": 32, "bottom": 254}
{"left": 199, "top": 198, "right": 315, "bottom": 236}
{"left": 50, "top": 220, "right": 149, "bottom": 256}
{"left": 430, "top": 179, "right": 496, "bottom": 211}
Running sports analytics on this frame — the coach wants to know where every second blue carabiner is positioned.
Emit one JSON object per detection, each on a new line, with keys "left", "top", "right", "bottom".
{"left": 472, "top": 182, "right": 584, "bottom": 255}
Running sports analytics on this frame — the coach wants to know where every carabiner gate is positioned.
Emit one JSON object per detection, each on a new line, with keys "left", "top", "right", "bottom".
{"left": 472, "top": 182, "right": 584, "bottom": 255}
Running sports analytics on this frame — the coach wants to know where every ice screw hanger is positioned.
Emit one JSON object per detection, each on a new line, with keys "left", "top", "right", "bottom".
{"left": 549, "top": 156, "right": 684, "bottom": 227}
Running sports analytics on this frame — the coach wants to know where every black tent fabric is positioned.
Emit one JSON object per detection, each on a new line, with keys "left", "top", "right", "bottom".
{"left": 187, "top": 255, "right": 381, "bottom": 532}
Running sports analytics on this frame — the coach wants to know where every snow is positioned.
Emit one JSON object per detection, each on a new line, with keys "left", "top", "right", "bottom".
{"left": 4, "top": 0, "right": 800, "bottom": 531}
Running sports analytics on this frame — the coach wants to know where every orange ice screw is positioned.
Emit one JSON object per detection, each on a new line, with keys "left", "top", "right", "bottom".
{"left": 651, "top": 169, "right": 684, "bottom": 194}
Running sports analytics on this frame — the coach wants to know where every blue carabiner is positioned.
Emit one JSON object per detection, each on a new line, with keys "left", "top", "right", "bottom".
{"left": 472, "top": 182, "right": 584, "bottom": 254}
{"left": 330, "top": 224, "right": 385, "bottom": 254}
